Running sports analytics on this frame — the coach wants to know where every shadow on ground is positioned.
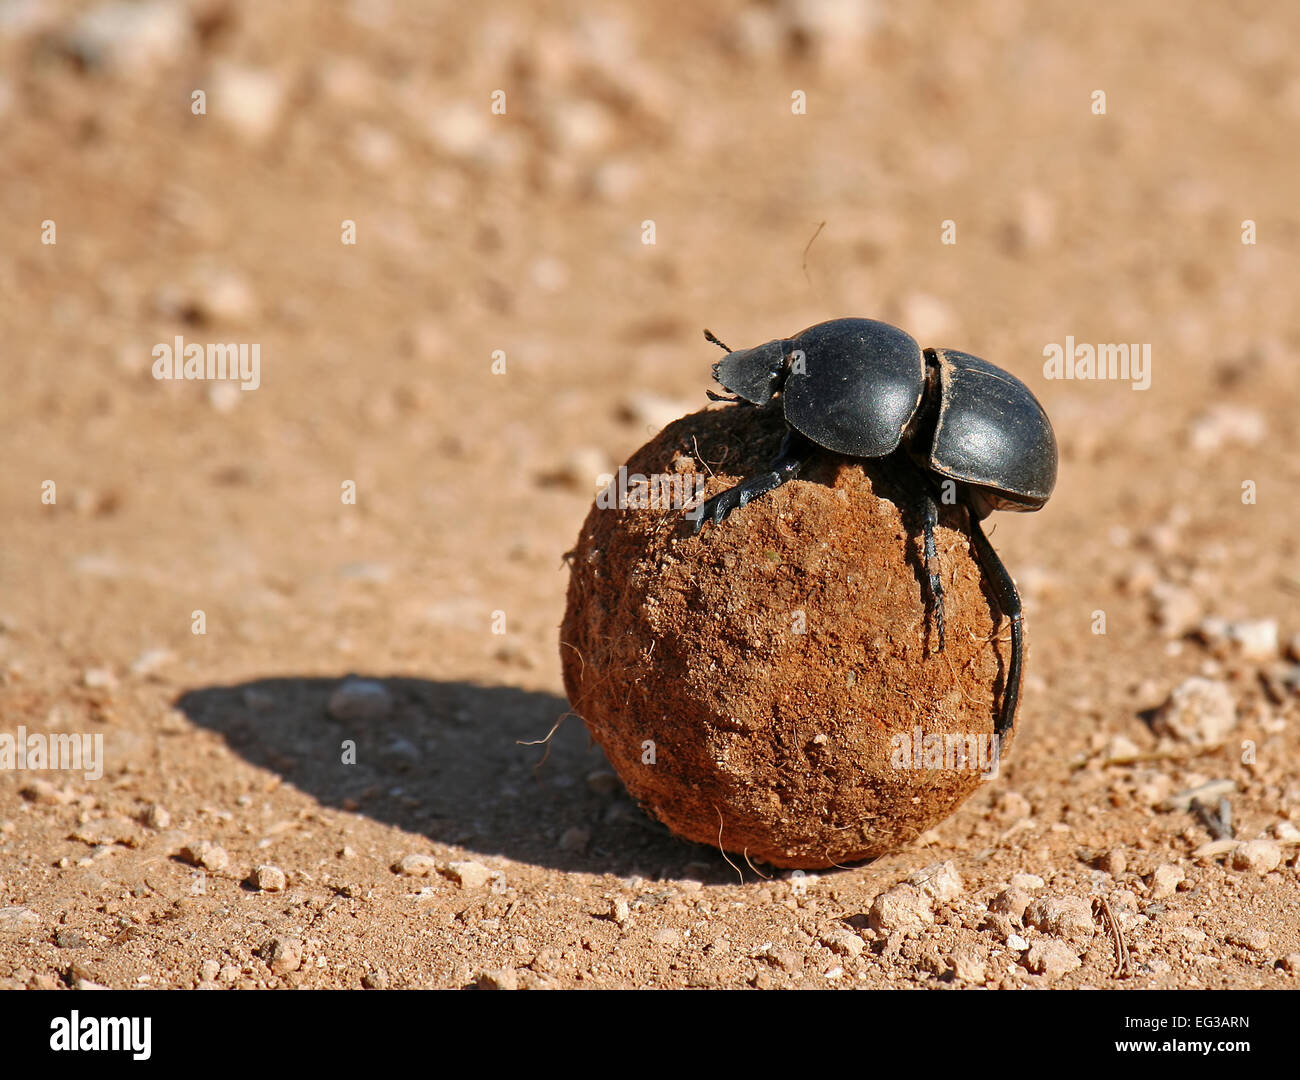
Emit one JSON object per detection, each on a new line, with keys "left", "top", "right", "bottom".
{"left": 176, "top": 676, "right": 746, "bottom": 881}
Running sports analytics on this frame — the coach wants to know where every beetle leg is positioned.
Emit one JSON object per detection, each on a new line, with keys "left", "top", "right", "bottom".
{"left": 689, "top": 429, "right": 812, "bottom": 534}
{"left": 966, "top": 511, "right": 1023, "bottom": 748}
{"left": 919, "top": 486, "right": 946, "bottom": 654}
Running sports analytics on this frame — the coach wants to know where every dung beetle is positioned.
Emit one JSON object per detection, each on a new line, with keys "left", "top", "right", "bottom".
{"left": 691, "top": 317, "right": 1058, "bottom": 746}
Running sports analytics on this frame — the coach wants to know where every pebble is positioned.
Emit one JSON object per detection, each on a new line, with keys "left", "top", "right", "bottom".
{"left": 55, "top": 929, "right": 88, "bottom": 948}
{"left": 1024, "top": 896, "right": 1096, "bottom": 942}
{"left": 61, "top": 1, "right": 193, "bottom": 78}
{"left": 1226, "top": 929, "right": 1270, "bottom": 952}
{"left": 129, "top": 648, "right": 175, "bottom": 676}
{"left": 1009, "top": 873, "right": 1045, "bottom": 891}
{"left": 1098, "top": 849, "right": 1127, "bottom": 875}
{"left": 559, "top": 827, "right": 590, "bottom": 853}
{"left": 1187, "top": 404, "right": 1266, "bottom": 453}
{"left": 142, "top": 803, "right": 171, "bottom": 829}
{"left": 989, "top": 886, "right": 1031, "bottom": 922}
{"left": 1230, "top": 839, "right": 1282, "bottom": 874}
{"left": 81, "top": 667, "right": 117, "bottom": 689}
{"left": 948, "top": 946, "right": 986, "bottom": 984}
{"left": 1274, "top": 821, "right": 1300, "bottom": 843}
{"left": 610, "top": 898, "right": 630, "bottom": 925}
{"left": 1280, "top": 954, "right": 1300, "bottom": 975}
{"left": 327, "top": 677, "right": 394, "bottom": 722}
{"left": 766, "top": 947, "right": 803, "bottom": 974}
{"left": 1152, "top": 677, "right": 1236, "bottom": 746}
{"left": 868, "top": 884, "right": 934, "bottom": 933}
{"left": 74, "top": 977, "right": 109, "bottom": 990}
{"left": 908, "top": 860, "right": 963, "bottom": 903}
{"left": 396, "top": 854, "right": 437, "bottom": 877}
{"left": 0, "top": 907, "right": 40, "bottom": 934}
{"left": 362, "top": 969, "right": 389, "bottom": 989}
{"left": 446, "top": 860, "right": 493, "bottom": 889}
{"left": 477, "top": 968, "right": 518, "bottom": 990}
{"left": 260, "top": 936, "right": 303, "bottom": 975}
{"left": 253, "top": 865, "right": 287, "bottom": 892}
{"left": 180, "top": 841, "right": 229, "bottom": 872}
{"left": 819, "top": 928, "right": 865, "bottom": 958}
{"left": 1024, "top": 939, "right": 1081, "bottom": 980}
{"left": 200, "top": 960, "right": 220, "bottom": 982}
{"left": 1148, "top": 864, "right": 1185, "bottom": 899}
{"left": 652, "top": 927, "right": 683, "bottom": 947}
{"left": 1150, "top": 582, "right": 1202, "bottom": 637}
{"left": 21, "top": 780, "right": 74, "bottom": 805}
{"left": 210, "top": 65, "right": 286, "bottom": 144}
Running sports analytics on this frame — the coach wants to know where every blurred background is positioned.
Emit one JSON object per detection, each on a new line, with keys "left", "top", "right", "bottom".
{"left": 1, "top": 0, "right": 1299, "bottom": 989}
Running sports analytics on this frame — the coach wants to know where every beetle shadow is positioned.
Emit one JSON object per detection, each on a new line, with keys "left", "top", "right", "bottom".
{"left": 174, "top": 676, "right": 750, "bottom": 881}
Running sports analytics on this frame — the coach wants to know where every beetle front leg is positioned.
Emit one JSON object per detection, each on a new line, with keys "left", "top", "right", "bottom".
{"left": 689, "top": 429, "right": 813, "bottom": 534}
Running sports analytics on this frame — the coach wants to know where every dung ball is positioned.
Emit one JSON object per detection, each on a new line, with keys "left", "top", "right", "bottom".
{"left": 560, "top": 401, "right": 1019, "bottom": 869}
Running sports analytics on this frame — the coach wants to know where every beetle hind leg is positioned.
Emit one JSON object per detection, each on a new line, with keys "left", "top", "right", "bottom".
{"left": 966, "top": 512, "right": 1024, "bottom": 748}
{"left": 689, "top": 429, "right": 812, "bottom": 534}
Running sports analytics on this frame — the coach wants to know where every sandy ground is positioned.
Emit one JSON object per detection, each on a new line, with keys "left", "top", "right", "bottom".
{"left": 2, "top": 0, "right": 1299, "bottom": 990}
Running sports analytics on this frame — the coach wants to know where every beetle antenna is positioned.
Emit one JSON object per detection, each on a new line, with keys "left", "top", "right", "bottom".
{"left": 702, "top": 328, "right": 732, "bottom": 353}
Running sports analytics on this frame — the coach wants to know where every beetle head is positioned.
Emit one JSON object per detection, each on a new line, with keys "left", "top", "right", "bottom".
{"left": 712, "top": 339, "right": 790, "bottom": 405}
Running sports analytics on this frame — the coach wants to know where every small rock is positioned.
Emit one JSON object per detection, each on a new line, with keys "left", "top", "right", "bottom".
{"left": 819, "top": 928, "right": 865, "bottom": 958}
{"left": 477, "top": 968, "right": 518, "bottom": 990}
{"left": 327, "top": 677, "right": 394, "bottom": 722}
{"left": 55, "top": 929, "right": 87, "bottom": 948}
{"left": 20, "top": 780, "right": 74, "bottom": 805}
{"left": 0, "top": 907, "right": 40, "bottom": 934}
{"left": 948, "top": 946, "right": 986, "bottom": 984}
{"left": 652, "top": 927, "right": 683, "bottom": 947}
{"left": 1231, "top": 839, "right": 1282, "bottom": 875}
{"left": 81, "top": 667, "right": 117, "bottom": 689}
{"left": 396, "top": 854, "right": 437, "bottom": 877}
{"left": 1226, "top": 619, "right": 1279, "bottom": 661}
{"left": 1280, "top": 954, "right": 1300, "bottom": 975}
{"left": 1226, "top": 929, "right": 1270, "bottom": 952}
{"left": 74, "top": 977, "right": 109, "bottom": 990}
{"left": 989, "top": 886, "right": 1031, "bottom": 922}
{"left": 60, "top": 1, "right": 193, "bottom": 78}
{"left": 253, "top": 865, "right": 286, "bottom": 892}
{"left": 1005, "top": 934, "right": 1029, "bottom": 951}
{"left": 1098, "top": 849, "right": 1127, "bottom": 876}
{"left": 1188, "top": 404, "right": 1266, "bottom": 453}
{"left": 129, "top": 648, "right": 175, "bottom": 676}
{"left": 1148, "top": 864, "right": 1185, "bottom": 899}
{"left": 142, "top": 803, "right": 171, "bottom": 829}
{"left": 1150, "top": 582, "right": 1202, "bottom": 637}
{"left": 200, "top": 960, "right": 220, "bottom": 982}
{"left": 1152, "top": 677, "right": 1236, "bottom": 746}
{"left": 446, "top": 860, "right": 493, "bottom": 889}
{"left": 908, "top": 860, "right": 963, "bottom": 903}
{"left": 1024, "top": 896, "right": 1096, "bottom": 942}
{"left": 210, "top": 64, "right": 286, "bottom": 144}
{"left": 260, "top": 936, "right": 303, "bottom": 975}
{"left": 868, "top": 884, "right": 934, "bottom": 933}
{"left": 1009, "top": 873, "right": 1045, "bottom": 891}
{"left": 559, "top": 827, "right": 590, "bottom": 853}
{"left": 180, "top": 842, "right": 229, "bottom": 872}
{"left": 610, "top": 898, "right": 630, "bottom": 925}
{"left": 362, "top": 968, "right": 389, "bottom": 989}
{"left": 1274, "top": 821, "right": 1300, "bottom": 843}
{"left": 766, "top": 946, "right": 803, "bottom": 974}
{"left": 1024, "top": 939, "right": 1081, "bottom": 980}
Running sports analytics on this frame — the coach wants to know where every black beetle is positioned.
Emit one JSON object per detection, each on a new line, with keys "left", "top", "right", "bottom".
{"left": 691, "top": 317, "right": 1058, "bottom": 746}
